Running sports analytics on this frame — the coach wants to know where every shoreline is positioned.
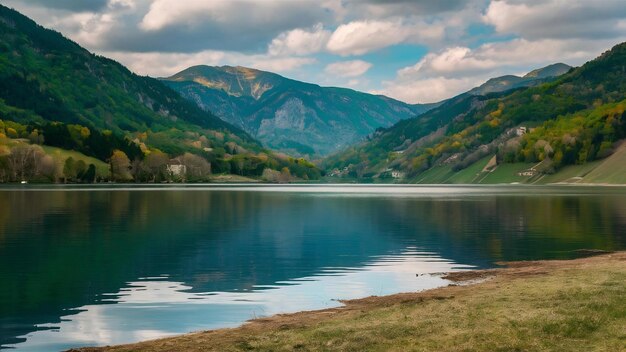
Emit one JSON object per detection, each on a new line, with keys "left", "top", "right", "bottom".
{"left": 2, "top": 182, "right": 626, "bottom": 188}
{"left": 72, "top": 251, "right": 626, "bottom": 352}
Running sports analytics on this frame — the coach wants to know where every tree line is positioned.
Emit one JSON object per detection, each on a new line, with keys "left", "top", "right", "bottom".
{"left": 1, "top": 119, "right": 322, "bottom": 183}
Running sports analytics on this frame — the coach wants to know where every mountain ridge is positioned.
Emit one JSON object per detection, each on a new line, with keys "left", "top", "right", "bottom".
{"left": 467, "top": 63, "right": 572, "bottom": 96}
{"left": 162, "top": 65, "right": 436, "bottom": 157}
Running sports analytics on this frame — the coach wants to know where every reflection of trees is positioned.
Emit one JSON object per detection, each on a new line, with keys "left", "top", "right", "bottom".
{"left": 384, "top": 195, "right": 626, "bottom": 262}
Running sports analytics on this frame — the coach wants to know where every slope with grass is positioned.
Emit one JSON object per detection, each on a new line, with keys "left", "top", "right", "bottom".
{"left": 580, "top": 142, "right": 626, "bottom": 184}
{"left": 41, "top": 146, "right": 110, "bottom": 178}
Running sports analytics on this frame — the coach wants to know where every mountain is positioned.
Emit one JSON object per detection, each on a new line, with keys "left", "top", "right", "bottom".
{"left": 323, "top": 44, "right": 626, "bottom": 184}
{"left": 0, "top": 5, "right": 321, "bottom": 180}
{"left": 524, "top": 63, "right": 572, "bottom": 79}
{"left": 162, "top": 66, "right": 436, "bottom": 157}
{"left": 467, "top": 63, "right": 572, "bottom": 96}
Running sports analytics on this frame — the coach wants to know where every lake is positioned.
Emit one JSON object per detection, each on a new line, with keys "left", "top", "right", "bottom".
{"left": 1, "top": 185, "right": 625, "bottom": 351}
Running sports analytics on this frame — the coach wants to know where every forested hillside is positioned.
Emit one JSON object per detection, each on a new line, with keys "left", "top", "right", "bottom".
{"left": 0, "top": 5, "right": 320, "bottom": 182}
{"left": 324, "top": 43, "right": 626, "bottom": 183}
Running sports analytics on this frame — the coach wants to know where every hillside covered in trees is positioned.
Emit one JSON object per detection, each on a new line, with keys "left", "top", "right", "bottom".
{"left": 323, "top": 42, "right": 626, "bottom": 184}
{"left": 0, "top": 5, "right": 320, "bottom": 183}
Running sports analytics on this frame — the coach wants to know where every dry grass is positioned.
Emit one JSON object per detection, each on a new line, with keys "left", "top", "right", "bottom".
{"left": 73, "top": 252, "right": 626, "bottom": 352}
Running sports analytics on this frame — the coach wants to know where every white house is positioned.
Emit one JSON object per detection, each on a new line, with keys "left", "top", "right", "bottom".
{"left": 166, "top": 160, "right": 186, "bottom": 178}
{"left": 391, "top": 170, "right": 405, "bottom": 179}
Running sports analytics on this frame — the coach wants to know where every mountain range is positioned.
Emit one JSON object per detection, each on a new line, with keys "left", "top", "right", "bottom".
{"left": 323, "top": 43, "right": 626, "bottom": 184}
{"left": 162, "top": 66, "right": 435, "bottom": 157}
{"left": 1, "top": 4, "right": 624, "bottom": 184}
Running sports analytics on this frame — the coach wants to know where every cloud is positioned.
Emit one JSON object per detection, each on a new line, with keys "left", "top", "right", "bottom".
{"left": 104, "top": 50, "right": 316, "bottom": 77}
{"left": 325, "top": 60, "right": 373, "bottom": 77}
{"left": 349, "top": 0, "right": 469, "bottom": 17}
{"left": 6, "top": 0, "right": 335, "bottom": 53}
{"left": 326, "top": 19, "right": 445, "bottom": 56}
{"left": 139, "top": 0, "right": 326, "bottom": 32}
{"left": 484, "top": 0, "right": 626, "bottom": 40}
{"left": 251, "top": 57, "right": 317, "bottom": 73}
{"left": 268, "top": 24, "right": 332, "bottom": 56}
{"left": 17, "top": 0, "right": 110, "bottom": 12}
{"left": 372, "top": 77, "right": 474, "bottom": 104}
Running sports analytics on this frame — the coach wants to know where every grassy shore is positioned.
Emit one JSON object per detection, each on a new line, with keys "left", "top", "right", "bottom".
{"left": 74, "top": 252, "right": 626, "bottom": 352}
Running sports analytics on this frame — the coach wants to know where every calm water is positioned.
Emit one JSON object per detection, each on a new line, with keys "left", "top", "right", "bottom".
{"left": 1, "top": 185, "right": 625, "bottom": 351}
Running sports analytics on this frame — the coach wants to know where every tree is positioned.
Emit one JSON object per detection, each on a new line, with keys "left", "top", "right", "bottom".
{"left": 63, "top": 157, "right": 76, "bottom": 182}
{"left": 83, "top": 164, "right": 96, "bottom": 183}
{"left": 109, "top": 150, "right": 132, "bottom": 181}
{"left": 144, "top": 151, "right": 169, "bottom": 182}
{"left": 75, "top": 160, "right": 87, "bottom": 181}
{"left": 262, "top": 168, "right": 280, "bottom": 182}
{"left": 181, "top": 153, "right": 211, "bottom": 181}
{"left": 6, "top": 144, "right": 54, "bottom": 182}
{"left": 278, "top": 167, "right": 292, "bottom": 183}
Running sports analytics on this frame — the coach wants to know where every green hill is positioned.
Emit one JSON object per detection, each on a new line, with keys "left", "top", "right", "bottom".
{"left": 162, "top": 65, "right": 436, "bottom": 157}
{"left": 0, "top": 5, "right": 321, "bottom": 182}
{"left": 467, "top": 63, "right": 571, "bottom": 96}
{"left": 324, "top": 43, "right": 626, "bottom": 184}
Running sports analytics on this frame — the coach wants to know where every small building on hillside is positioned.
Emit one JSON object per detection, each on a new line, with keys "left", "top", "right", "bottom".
{"left": 380, "top": 168, "right": 406, "bottom": 179}
{"left": 515, "top": 126, "right": 528, "bottom": 136}
{"left": 391, "top": 170, "right": 405, "bottom": 179}
{"left": 328, "top": 167, "right": 349, "bottom": 177}
{"left": 518, "top": 168, "right": 537, "bottom": 177}
{"left": 167, "top": 160, "right": 186, "bottom": 178}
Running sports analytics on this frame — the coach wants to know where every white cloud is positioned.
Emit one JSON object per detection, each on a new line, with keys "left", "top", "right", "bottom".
{"left": 104, "top": 50, "right": 227, "bottom": 77}
{"left": 326, "top": 19, "right": 445, "bottom": 56}
{"left": 400, "top": 46, "right": 495, "bottom": 77}
{"left": 252, "top": 57, "right": 318, "bottom": 73}
{"left": 484, "top": 0, "right": 626, "bottom": 40}
{"left": 372, "top": 77, "right": 475, "bottom": 104}
{"left": 327, "top": 20, "right": 404, "bottom": 56}
{"left": 140, "top": 0, "right": 327, "bottom": 31}
{"left": 268, "top": 24, "right": 332, "bottom": 56}
{"left": 325, "top": 60, "right": 373, "bottom": 78}
{"left": 104, "top": 50, "right": 316, "bottom": 77}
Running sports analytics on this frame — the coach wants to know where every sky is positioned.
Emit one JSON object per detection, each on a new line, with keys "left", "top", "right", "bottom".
{"left": 4, "top": 0, "right": 626, "bottom": 104}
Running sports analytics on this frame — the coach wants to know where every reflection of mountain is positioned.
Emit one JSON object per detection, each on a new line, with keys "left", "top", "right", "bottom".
{"left": 1, "top": 189, "right": 626, "bottom": 347}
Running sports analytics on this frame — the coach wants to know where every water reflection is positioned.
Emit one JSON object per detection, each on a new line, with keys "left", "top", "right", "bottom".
{"left": 8, "top": 249, "right": 467, "bottom": 351}
{"left": 0, "top": 185, "right": 625, "bottom": 351}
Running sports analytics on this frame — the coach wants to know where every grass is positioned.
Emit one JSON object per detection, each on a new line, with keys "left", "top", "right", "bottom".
{"left": 581, "top": 142, "right": 626, "bottom": 184}
{"left": 414, "top": 156, "right": 492, "bottom": 184}
{"left": 535, "top": 161, "right": 602, "bottom": 184}
{"left": 76, "top": 253, "right": 626, "bottom": 352}
{"left": 42, "top": 146, "right": 109, "bottom": 177}
{"left": 476, "top": 162, "right": 535, "bottom": 184}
